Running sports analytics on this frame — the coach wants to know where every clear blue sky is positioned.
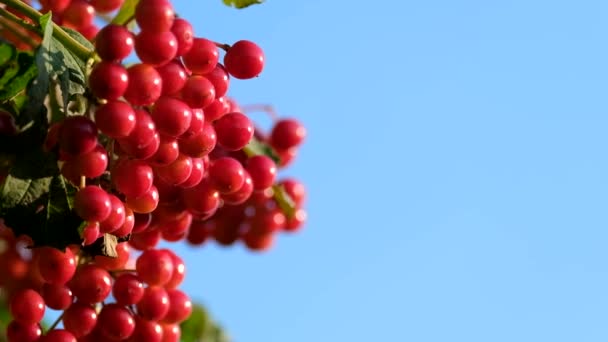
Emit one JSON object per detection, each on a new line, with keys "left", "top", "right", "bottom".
{"left": 171, "top": 1, "right": 608, "bottom": 341}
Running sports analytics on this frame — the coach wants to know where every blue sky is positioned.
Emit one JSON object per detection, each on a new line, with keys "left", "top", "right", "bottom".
{"left": 171, "top": 1, "right": 608, "bottom": 341}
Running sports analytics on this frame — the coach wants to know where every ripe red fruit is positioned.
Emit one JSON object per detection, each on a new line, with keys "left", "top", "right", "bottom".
{"left": 135, "top": 249, "right": 174, "bottom": 286}
{"left": 136, "top": 286, "right": 170, "bottom": 321}
{"left": 246, "top": 155, "right": 277, "bottom": 190}
{"left": 130, "top": 317, "right": 163, "bottom": 342}
{"left": 181, "top": 75, "right": 216, "bottom": 109}
{"left": 62, "top": 0, "right": 95, "bottom": 29}
{"left": 135, "top": 30, "right": 178, "bottom": 66}
{"left": 6, "top": 321, "right": 42, "bottom": 341}
{"left": 156, "top": 60, "right": 188, "bottom": 96}
{"left": 39, "top": 0, "right": 70, "bottom": 13}
{"left": 74, "top": 186, "right": 112, "bottom": 222}
{"left": 62, "top": 302, "right": 97, "bottom": 338}
{"left": 69, "top": 264, "right": 112, "bottom": 304}
{"left": 111, "top": 158, "right": 154, "bottom": 198}
{"left": 124, "top": 63, "right": 162, "bottom": 106}
{"left": 171, "top": 18, "right": 194, "bottom": 56}
{"left": 97, "top": 304, "right": 136, "bottom": 340}
{"left": 89, "top": 61, "right": 129, "bottom": 100}
{"left": 224, "top": 40, "right": 265, "bottom": 79}
{"left": 204, "top": 64, "right": 230, "bottom": 98}
{"left": 135, "top": 0, "right": 175, "bottom": 32}
{"left": 179, "top": 121, "right": 217, "bottom": 157}
{"left": 151, "top": 97, "right": 192, "bottom": 137}
{"left": 162, "top": 289, "right": 192, "bottom": 324}
{"left": 36, "top": 246, "right": 77, "bottom": 285}
{"left": 112, "top": 273, "right": 145, "bottom": 306}
{"left": 40, "top": 329, "right": 77, "bottom": 341}
{"left": 99, "top": 194, "right": 126, "bottom": 233}
{"left": 222, "top": 170, "right": 253, "bottom": 205}
{"left": 90, "top": 0, "right": 124, "bottom": 13}
{"left": 214, "top": 112, "right": 254, "bottom": 151}
{"left": 270, "top": 118, "right": 306, "bottom": 150}
{"left": 209, "top": 157, "right": 246, "bottom": 194}
{"left": 182, "top": 38, "right": 219, "bottom": 75}
{"left": 9, "top": 289, "right": 45, "bottom": 324}
{"left": 181, "top": 178, "right": 220, "bottom": 216}
{"left": 94, "top": 100, "right": 136, "bottom": 138}
{"left": 95, "top": 24, "right": 134, "bottom": 61}
{"left": 59, "top": 116, "right": 98, "bottom": 157}
{"left": 41, "top": 283, "right": 73, "bottom": 310}
{"left": 73, "top": 144, "right": 108, "bottom": 179}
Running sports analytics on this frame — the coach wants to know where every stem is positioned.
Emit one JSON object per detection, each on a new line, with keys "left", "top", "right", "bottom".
{"left": 79, "top": 175, "right": 86, "bottom": 189}
{"left": 0, "top": 15, "right": 37, "bottom": 48}
{"left": 0, "top": 0, "right": 98, "bottom": 62}
{"left": 213, "top": 41, "right": 231, "bottom": 52}
{"left": 46, "top": 311, "right": 64, "bottom": 332}
{"left": 0, "top": 5, "right": 38, "bottom": 34}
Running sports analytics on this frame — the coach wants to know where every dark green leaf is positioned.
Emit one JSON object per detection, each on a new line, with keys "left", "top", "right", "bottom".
{"left": 112, "top": 0, "right": 139, "bottom": 25}
{"left": 222, "top": 0, "right": 264, "bottom": 9}
{"left": 0, "top": 51, "right": 37, "bottom": 102}
{"left": 244, "top": 138, "right": 281, "bottom": 164}
{"left": 0, "top": 42, "right": 15, "bottom": 65}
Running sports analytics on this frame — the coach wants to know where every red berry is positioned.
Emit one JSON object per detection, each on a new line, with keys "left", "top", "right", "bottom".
{"left": 112, "top": 273, "right": 145, "bottom": 306}
{"left": 9, "top": 289, "right": 45, "bottom": 324}
{"left": 111, "top": 158, "right": 154, "bottom": 198}
{"left": 90, "top": 0, "right": 124, "bottom": 12}
{"left": 171, "top": 18, "right": 194, "bottom": 56}
{"left": 182, "top": 38, "right": 218, "bottom": 75}
{"left": 62, "top": 0, "right": 95, "bottom": 29}
{"left": 156, "top": 60, "right": 188, "bottom": 96}
{"left": 39, "top": 329, "right": 77, "bottom": 342}
{"left": 73, "top": 144, "right": 108, "bottom": 179}
{"left": 89, "top": 61, "right": 129, "bottom": 100}
{"left": 36, "top": 246, "right": 77, "bottom": 285}
{"left": 135, "top": 30, "right": 178, "bottom": 66}
{"left": 97, "top": 304, "right": 136, "bottom": 340}
{"left": 135, "top": 249, "right": 174, "bottom": 286}
{"left": 126, "top": 184, "right": 160, "bottom": 213}
{"left": 59, "top": 116, "right": 98, "bottom": 157}
{"left": 270, "top": 118, "right": 306, "bottom": 150}
{"left": 246, "top": 155, "right": 277, "bottom": 190}
{"left": 99, "top": 194, "right": 126, "bottom": 233}
{"left": 179, "top": 121, "right": 216, "bottom": 157}
{"left": 180, "top": 75, "right": 216, "bottom": 109}
{"left": 6, "top": 321, "right": 42, "bottom": 342}
{"left": 124, "top": 63, "right": 162, "bottom": 106}
{"left": 41, "top": 283, "right": 73, "bottom": 310}
{"left": 151, "top": 97, "right": 192, "bottom": 137}
{"left": 136, "top": 286, "right": 170, "bottom": 321}
{"left": 62, "top": 302, "right": 97, "bottom": 338}
{"left": 224, "top": 40, "right": 265, "bottom": 79}
{"left": 94, "top": 100, "right": 136, "bottom": 138}
{"left": 95, "top": 24, "right": 134, "bottom": 61}
{"left": 204, "top": 64, "right": 230, "bottom": 98}
{"left": 214, "top": 112, "right": 254, "bottom": 151}
{"left": 74, "top": 186, "right": 112, "bottom": 222}
{"left": 69, "top": 264, "right": 112, "bottom": 304}
{"left": 209, "top": 156, "right": 246, "bottom": 194}
{"left": 222, "top": 170, "right": 253, "bottom": 205}
{"left": 135, "top": 0, "right": 175, "bottom": 32}
{"left": 161, "top": 289, "right": 192, "bottom": 324}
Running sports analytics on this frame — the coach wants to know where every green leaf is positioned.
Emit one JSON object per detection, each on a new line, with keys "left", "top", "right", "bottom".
{"left": 112, "top": 0, "right": 140, "bottom": 25}
{"left": 244, "top": 138, "right": 281, "bottom": 164}
{"left": 0, "top": 42, "right": 15, "bottom": 65}
{"left": 222, "top": 0, "right": 264, "bottom": 9}
{"left": 0, "top": 147, "right": 83, "bottom": 249}
{"left": 0, "top": 51, "right": 37, "bottom": 102}
{"left": 181, "top": 303, "right": 231, "bottom": 342}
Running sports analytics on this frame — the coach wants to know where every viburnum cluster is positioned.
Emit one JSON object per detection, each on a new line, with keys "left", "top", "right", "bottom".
{"left": 0, "top": 0, "right": 307, "bottom": 341}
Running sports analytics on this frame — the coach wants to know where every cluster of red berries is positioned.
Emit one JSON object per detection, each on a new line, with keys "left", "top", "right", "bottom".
{"left": 1, "top": 223, "right": 190, "bottom": 341}
{"left": 0, "top": 0, "right": 307, "bottom": 340}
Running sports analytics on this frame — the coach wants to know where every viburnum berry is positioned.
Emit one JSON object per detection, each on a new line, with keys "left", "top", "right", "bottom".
{"left": 135, "top": 0, "right": 175, "bottom": 32}
{"left": 6, "top": 321, "right": 42, "bottom": 342}
{"left": 88, "top": 61, "right": 129, "bottom": 100}
{"left": 214, "top": 112, "right": 254, "bottom": 151}
{"left": 62, "top": 302, "right": 98, "bottom": 338}
{"left": 69, "top": 264, "right": 112, "bottom": 304}
{"left": 204, "top": 64, "right": 230, "bottom": 98}
{"left": 224, "top": 40, "right": 265, "bottom": 79}
{"left": 74, "top": 186, "right": 112, "bottom": 222}
{"left": 35, "top": 246, "right": 77, "bottom": 285}
{"left": 41, "top": 283, "right": 73, "bottom": 310}
{"left": 151, "top": 97, "right": 193, "bottom": 137}
{"left": 89, "top": 0, "right": 124, "bottom": 13}
{"left": 39, "top": 329, "right": 77, "bottom": 342}
{"left": 135, "top": 30, "right": 178, "bottom": 66}
{"left": 222, "top": 170, "right": 253, "bottom": 205}
{"left": 171, "top": 18, "right": 194, "bottom": 56}
{"left": 62, "top": 0, "right": 95, "bottom": 30}
{"left": 270, "top": 118, "right": 307, "bottom": 150}
{"left": 97, "top": 303, "right": 136, "bottom": 340}
{"left": 182, "top": 38, "right": 219, "bottom": 75}
{"left": 208, "top": 156, "right": 246, "bottom": 194}
{"left": 156, "top": 60, "right": 188, "bottom": 96}
{"left": 136, "top": 286, "right": 170, "bottom": 321}
{"left": 124, "top": 63, "right": 163, "bottom": 106}
{"left": 181, "top": 75, "right": 216, "bottom": 109}
{"left": 246, "top": 155, "right": 277, "bottom": 190}
{"left": 9, "top": 288, "right": 45, "bottom": 324}
{"left": 112, "top": 273, "right": 145, "bottom": 306}
{"left": 136, "top": 248, "right": 174, "bottom": 286}
{"left": 59, "top": 116, "right": 98, "bottom": 157}
{"left": 95, "top": 24, "right": 134, "bottom": 62}
{"left": 111, "top": 158, "right": 154, "bottom": 198}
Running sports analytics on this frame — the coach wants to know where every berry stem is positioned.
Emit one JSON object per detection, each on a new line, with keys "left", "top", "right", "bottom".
{"left": 0, "top": 0, "right": 99, "bottom": 62}
{"left": 79, "top": 175, "right": 86, "bottom": 189}
{"left": 213, "top": 41, "right": 231, "bottom": 52}
{"left": 0, "top": 12, "right": 38, "bottom": 48}
{"left": 46, "top": 311, "right": 64, "bottom": 332}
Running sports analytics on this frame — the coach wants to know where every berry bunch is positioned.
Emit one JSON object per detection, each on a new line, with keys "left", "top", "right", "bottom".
{"left": 0, "top": 0, "right": 307, "bottom": 340}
